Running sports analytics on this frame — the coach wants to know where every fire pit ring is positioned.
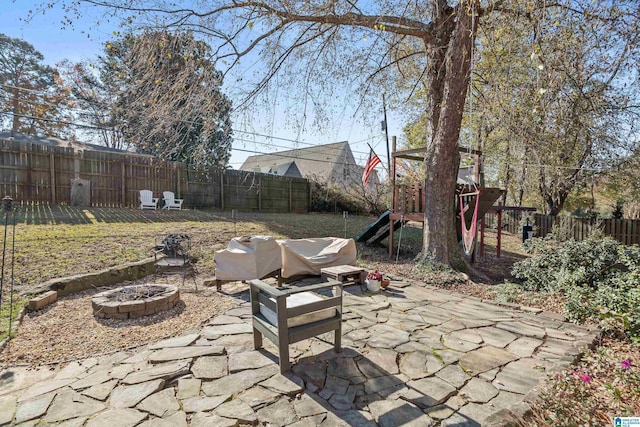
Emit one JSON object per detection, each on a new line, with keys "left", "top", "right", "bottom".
{"left": 92, "top": 284, "right": 180, "bottom": 319}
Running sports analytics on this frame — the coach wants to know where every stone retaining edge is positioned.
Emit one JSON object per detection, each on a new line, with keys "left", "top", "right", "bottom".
{"left": 23, "top": 256, "right": 160, "bottom": 298}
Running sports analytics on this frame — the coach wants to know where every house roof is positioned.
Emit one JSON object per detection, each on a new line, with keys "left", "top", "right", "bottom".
{"left": 240, "top": 141, "right": 354, "bottom": 182}
{"left": 0, "top": 132, "right": 144, "bottom": 155}
{"left": 254, "top": 161, "right": 303, "bottom": 178}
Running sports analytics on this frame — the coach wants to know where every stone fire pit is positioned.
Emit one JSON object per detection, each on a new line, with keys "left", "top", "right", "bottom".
{"left": 92, "top": 284, "right": 180, "bottom": 319}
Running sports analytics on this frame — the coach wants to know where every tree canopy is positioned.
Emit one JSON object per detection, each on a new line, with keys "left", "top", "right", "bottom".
{"left": 84, "top": 30, "right": 234, "bottom": 168}
{"left": 0, "top": 33, "right": 72, "bottom": 137}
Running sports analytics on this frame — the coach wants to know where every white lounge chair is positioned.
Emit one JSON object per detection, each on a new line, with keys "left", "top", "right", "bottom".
{"left": 139, "top": 190, "right": 158, "bottom": 210}
{"left": 162, "top": 191, "right": 184, "bottom": 210}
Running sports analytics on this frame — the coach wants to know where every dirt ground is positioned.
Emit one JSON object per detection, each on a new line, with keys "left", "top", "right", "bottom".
{"left": 1, "top": 271, "right": 235, "bottom": 367}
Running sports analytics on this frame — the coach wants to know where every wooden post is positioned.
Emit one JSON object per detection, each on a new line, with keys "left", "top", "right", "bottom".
{"left": 121, "top": 161, "right": 126, "bottom": 206}
{"left": 176, "top": 164, "right": 182, "bottom": 198}
{"left": 288, "top": 179, "right": 292, "bottom": 212}
{"left": 480, "top": 215, "right": 485, "bottom": 257}
{"left": 74, "top": 149, "right": 80, "bottom": 179}
{"left": 50, "top": 153, "right": 56, "bottom": 205}
{"left": 220, "top": 169, "right": 225, "bottom": 211}
{"left": 496, "top": 208, "right": 502, "bottom": 259}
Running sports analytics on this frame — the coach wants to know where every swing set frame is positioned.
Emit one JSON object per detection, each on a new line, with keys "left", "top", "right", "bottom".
{"left": 388, "top": 139, "right": 504, "bottom": 261}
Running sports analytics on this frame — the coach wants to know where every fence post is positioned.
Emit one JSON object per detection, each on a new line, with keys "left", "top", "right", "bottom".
{"left": 50, "top": 153, "right": 56, "bottom": 204}
{"left": 220, "top": 169, "right": 225, "bottom": 211}
{"left": 258, "top": 177, "right": 262, "bottom": 212}
{"left": 120, "top": 160, "right": 126, "bottom": 206}
{"left": 176, "top": 164, "right": 182, "bottom": 198}
{"left": 289, "top": 179, "right": 292, "bottom": 212}
{"left": 74, "top": 149, "right": 80, "bottom": 179}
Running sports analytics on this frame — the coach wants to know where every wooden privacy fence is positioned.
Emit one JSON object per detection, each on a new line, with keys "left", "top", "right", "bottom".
{"left": 484, "top": 209, "right": 640, "bottom": 246}
{"left": 0, "top": 139, "right": 309, "bottom": 212}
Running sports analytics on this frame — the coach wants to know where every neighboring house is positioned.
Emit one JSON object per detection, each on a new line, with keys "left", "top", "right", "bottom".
{"left": 240, "top": 141, "right": 380, "bottom": 188}
{"left": 0, "top": 132, "right": 141, "bottom": 155}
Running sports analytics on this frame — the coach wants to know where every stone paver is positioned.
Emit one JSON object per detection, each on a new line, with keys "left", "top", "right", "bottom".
{"left": 0, "top": 395, "right": 18, "bottom": 425}
{"left": 110, "top": 379, "right": 164, "bottom": 408}
{"left": 181, "top": 394, "right": 230, "bottom": 413}
{"left": 191, "top": 356, "right": 227, "bottom": 379}
{"left": 136, "top": 388, "right": 180, "bottom": 417}
{"left": 122, "top": 360, "right": 190, "bottom": 384}
{"left": 82, "top": 379, "right": 118, "bottom": 401}
{"left": 148, "top": 346, "right": 224, "bottom": 363}
{"left": 228, "top": 350, "right": 274, "bottom": 372}
{"left": 176, "top": 378, "right": 201, "bottom": 399}
{"left": 14, "top": 391, "right": 55, "bottom": 424}
{"left": 0, "top": 277, "right": 599, "bottom": 426}
{"left": 85, "top": 408, "right": 147, "bottom": 427}
{"left": 260, "top": 373, "right": 305, "bottom": 395}
{"left": 458, "top": 346, "right": 519, "bottom": 376}
{"left": 44, "top": 390, "right": 106, "bottom": 423}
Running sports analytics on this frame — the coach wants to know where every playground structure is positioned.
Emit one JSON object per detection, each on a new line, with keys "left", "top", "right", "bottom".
{"left": 357, "top": 140, "right": 535, "bottom": 261}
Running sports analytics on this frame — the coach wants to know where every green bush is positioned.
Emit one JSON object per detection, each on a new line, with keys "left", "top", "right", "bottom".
{"left": 512, "top": 236, "right": 640, "bottom": 342}
{"left": 513, "top": 236, "right": 621, "bottom": 292}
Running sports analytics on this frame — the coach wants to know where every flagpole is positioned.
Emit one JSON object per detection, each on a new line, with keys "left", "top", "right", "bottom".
{"left": 382, "top": 93, "right": 391, "bottom": 181}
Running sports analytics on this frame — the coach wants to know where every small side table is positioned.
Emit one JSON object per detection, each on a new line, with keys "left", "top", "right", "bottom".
{"left": 320, "top": 265, "right": 367, "bottom": 286}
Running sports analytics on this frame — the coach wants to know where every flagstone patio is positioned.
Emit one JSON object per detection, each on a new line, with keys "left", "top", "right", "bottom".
{"left": 0, "top": 279, "right": 599, "bottom": 426}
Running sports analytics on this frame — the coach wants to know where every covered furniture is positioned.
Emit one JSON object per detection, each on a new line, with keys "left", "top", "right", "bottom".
{"left": 214, "top": 236, "right": 282, "bottom": 290}
{"left": 279, "top": 237, "right": 357, "bottom": 278}
{"left": 139, "top": 190, "right": 158, "bottom": 210}
{"left": 249, "top": 278, "right": 343, "bottom": 373}
{"left": 162, "top": 191, "right": 184, "bottom": 210}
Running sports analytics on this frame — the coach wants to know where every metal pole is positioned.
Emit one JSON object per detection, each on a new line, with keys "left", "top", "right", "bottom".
{"left": 382, "top": 94, "right": 391, "bottom": 178}
{"left": 232, "top": 209, "right": 237, "bottom": 236}
{"left": 8, "top": 203, "right": 16, "bottom": 342}
{"left": 0, "top": 197, "right": 12, "bottom": 308}
{"left": 343, "top": 211, "right": 348, "bottom": 238}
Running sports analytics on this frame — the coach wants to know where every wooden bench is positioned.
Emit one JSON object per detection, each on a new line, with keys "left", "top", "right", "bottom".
{"left": 320, "top": 265, "right": 367, "bottom": 286}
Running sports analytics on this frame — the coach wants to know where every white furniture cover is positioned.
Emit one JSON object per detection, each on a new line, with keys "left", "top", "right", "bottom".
{"left": 279, "top": 237, "right": 357, "bottom": 278}
{"left": 214, "top": 235, "right": 282, "bottom": 281}
{"left": 259, "top": 291, "right": 337, "bottom": 328}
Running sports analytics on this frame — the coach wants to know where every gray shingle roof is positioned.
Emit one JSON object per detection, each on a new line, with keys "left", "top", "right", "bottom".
{"left": 240, "top": 141, "right": 355, "bottom": 183}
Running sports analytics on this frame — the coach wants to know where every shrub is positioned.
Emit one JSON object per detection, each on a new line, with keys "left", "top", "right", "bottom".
{"left": 513, "top": 236, "right": 621, "bottom": 292}
{"left": 512, "top": 236, "right": 640, "bottom": 341}
{"left": 531, "top": 345, "right": 640, "bottom": 425}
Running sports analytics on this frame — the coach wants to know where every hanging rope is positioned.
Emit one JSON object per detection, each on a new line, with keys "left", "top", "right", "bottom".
{"left": 459, "top": 192, "right": 480, "bottom": 255}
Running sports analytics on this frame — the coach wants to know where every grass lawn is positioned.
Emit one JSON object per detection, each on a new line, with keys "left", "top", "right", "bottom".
{"left": 0, "top": 205, "right": 637, "bottom": 425}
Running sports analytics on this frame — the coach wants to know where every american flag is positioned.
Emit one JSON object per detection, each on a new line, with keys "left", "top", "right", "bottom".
{"left": 362, "top": 149, "right": 381, "bottom": 185}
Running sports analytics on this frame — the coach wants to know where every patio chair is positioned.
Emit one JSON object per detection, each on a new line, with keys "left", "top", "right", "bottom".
{"left": 162, "top": 191, "right": 184, "bottom": 210}
{"left": 139, "top": 190, "right": 158, "bottom": 210}
{"left": 249, "top": 278, "right": 343, "bottom": 373}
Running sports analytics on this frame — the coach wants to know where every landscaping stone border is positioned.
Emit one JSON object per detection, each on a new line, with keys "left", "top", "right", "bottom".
{"left": 24, "top": 257, "right": 159, "bottom": 297}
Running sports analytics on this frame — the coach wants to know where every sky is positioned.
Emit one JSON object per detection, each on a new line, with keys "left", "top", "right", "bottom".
{"left": 1, "top": 0, "right": 405, "bottom": 173}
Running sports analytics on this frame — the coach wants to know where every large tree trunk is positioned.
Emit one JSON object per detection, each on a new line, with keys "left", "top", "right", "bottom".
{"left": 420, "top": 1, "right": 478, "bottom": 267}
